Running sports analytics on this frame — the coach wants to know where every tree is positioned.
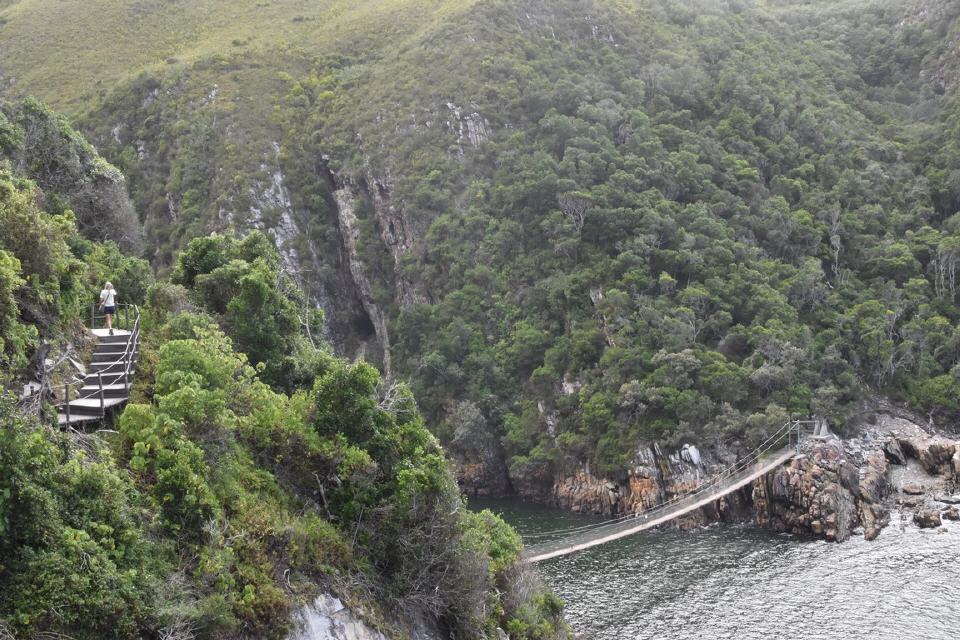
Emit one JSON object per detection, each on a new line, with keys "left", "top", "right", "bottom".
{"left": 557, "top": 191, "right": 594, "bottom": 235}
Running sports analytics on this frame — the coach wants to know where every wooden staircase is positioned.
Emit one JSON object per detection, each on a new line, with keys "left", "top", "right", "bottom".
{"left": 57, "top": 304, "right": 140, "bottom": 427}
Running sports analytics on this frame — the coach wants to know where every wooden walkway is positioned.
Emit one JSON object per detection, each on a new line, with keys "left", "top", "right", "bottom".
{"left": 57, "top": 305, "right": 140, "bottom": 427}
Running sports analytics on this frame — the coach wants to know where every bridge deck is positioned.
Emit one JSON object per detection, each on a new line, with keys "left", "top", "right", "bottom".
{"left": 524, "top": 446, "right": 797, "bottom": 563}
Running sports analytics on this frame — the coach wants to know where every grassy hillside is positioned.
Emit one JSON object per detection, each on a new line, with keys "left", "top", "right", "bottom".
{"left": 0, "top": 0, "right": 480, "bottom": 113}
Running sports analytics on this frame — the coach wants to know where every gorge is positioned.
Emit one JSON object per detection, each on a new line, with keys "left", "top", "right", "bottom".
{"left": 3, "top": 0, "right": 960, "bottom": 638}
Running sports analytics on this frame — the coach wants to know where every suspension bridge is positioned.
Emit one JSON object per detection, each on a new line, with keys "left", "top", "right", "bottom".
{"left": 523, "top": 419, "right": 826, "bottom": 563}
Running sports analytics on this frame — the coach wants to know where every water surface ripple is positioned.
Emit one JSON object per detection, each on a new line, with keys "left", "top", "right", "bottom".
{"left": 472, "top": 500, "right": 960, "bottom": 640}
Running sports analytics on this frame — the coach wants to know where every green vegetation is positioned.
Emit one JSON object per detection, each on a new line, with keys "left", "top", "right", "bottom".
{"left": 6, "top": 0, "right": 960, "bottom": 632}
{"left": 7, "top": 0, "right": 960, "bottom": 484}
{"left": 0, "top": 98, "right": 140, "bottom": 248}
{"left": 0, "top": 129, "right": 567, "bottom": 636}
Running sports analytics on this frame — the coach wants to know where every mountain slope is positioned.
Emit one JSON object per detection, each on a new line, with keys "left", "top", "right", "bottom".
{"left": 0, "top": 0, "right": 479, "bottom": 112}
{"left": 5, "top": 0, "right": 960, "bottom": 497}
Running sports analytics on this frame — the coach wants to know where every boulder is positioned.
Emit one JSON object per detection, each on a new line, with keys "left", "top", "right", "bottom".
{"left": 898, "top": 437, "right": 957, "bottom": 477}
{"left": 943, "top": 506, "right": 960, "bottom": 521}
{"left": 883, "top": 439, "right": 906, "bottom": 466}
{"left": 898, "top": 494, "right": 924, "bottom": 508}
{"left": 902, "top": 482, "right": 924, "bottom": 495}
{"left": 914, "top": 508, "right": 942, "bottom": 529}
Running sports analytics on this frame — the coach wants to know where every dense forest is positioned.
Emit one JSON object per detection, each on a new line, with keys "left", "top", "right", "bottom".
{"left": 45, "top": 0, "right": 960, "bottom": 483}
{"left": 3, "top": 0, "right": 960, "bottom": 633}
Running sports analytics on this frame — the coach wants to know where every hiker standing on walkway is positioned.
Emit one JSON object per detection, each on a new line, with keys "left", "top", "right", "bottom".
{"left": 99, "top": 282, "right": 118, "bottom": 335}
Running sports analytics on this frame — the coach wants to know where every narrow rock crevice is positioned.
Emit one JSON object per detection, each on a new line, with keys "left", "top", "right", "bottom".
{"left": 326, "top": 171, "right": 393, "bottom": 378}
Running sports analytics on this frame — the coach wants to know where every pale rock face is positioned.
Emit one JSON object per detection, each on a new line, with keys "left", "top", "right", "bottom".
{"left": 249, "top": 142, "right": 336, "bottom": 343}
{"left": 287, "top": 595, "right": 387, "bottom": 640}
{"left": 165, "top": 192, "right": 179, "bottom": 221}
{"left": 445, "top": 102, "right": 490, "bottom": 157}
{"left": 287, "top": 595, "right": 441, "bottom": 640}
{"left": 333, "top": 184, "right": 392, "bottom": 377}
{"left": 560, "top": 378, "right": 581, "bottom": 396}
{"left": 142, "top": 87, "right": 160, "bottom": 109}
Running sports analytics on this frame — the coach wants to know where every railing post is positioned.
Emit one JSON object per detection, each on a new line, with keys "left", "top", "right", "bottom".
{"left": 64, "top": 384, "right": 70, "bottom": 425}
{"left": 125, "top": 305, "right": 130, "bottom": 330}
{"left": 98, "top": 372, "right": 105, "bottom": 418}
{"left": 90, "top": 303, "right": 95, "bottom": 329}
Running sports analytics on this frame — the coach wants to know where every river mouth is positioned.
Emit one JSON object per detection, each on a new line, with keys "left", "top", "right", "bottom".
{"left": 471, "top": 498, "right": 960, "bottom": 640}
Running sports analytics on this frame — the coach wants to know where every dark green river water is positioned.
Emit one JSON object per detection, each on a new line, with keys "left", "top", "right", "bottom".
{"left": 471, "top": 499, "right": 960, "bottom": 640}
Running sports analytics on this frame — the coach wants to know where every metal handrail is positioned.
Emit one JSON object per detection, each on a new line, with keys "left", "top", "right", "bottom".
{"left": 56, "top": 303, "right": 140, "bottom": 421}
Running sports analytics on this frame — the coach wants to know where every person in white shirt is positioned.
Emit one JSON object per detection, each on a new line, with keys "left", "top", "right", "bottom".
{"left": 99, "top": 282, "right": 118, "bottom": 335}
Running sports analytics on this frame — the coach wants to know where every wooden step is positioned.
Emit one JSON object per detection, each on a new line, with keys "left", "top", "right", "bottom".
{"left": 94, "top": 340, "right": 133, "bottom": 352}
{"left": 89, "top": 359, "right": 136, "bottom": 373}
{"left": 91, "top": 334, "right": 132, "bottom": 345}
{"left": 79, "top": 383, "right": 130, "bottom": 398}
{"left": 85, "top": 371, "right": 131, "bottom": 385}
{"left": 91, "top": 348, "right": 137, "bottom": 362}
{"left": 58, "top": 413, "right": 100, "bottom": 426}
{"left": 63, "top": 397, "right": 127, "bottom": 416}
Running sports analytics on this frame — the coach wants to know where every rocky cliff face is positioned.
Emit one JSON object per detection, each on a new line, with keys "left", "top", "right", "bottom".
{"left": 331, "top": 181, "right": 393, "bottom": 376}
{"left": 751, "top": 441, "right": 890, "bottom": 542}
{"left": 508, "top": 442, "right": 751, "bottom": 529}
{"left": 362, "top": 171, "right": 429, "bottom": 310}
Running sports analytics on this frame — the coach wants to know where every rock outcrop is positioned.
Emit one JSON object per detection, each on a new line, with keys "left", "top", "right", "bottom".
{"left": 913, "top": 507, "right": 942, "bottom": 529}
{"left": 287, "top": 594, "right": 439, "bottom": 640}
{"left": 751, "top": 441, "right": 889, "bottom": 541}
{"left": 509, "top": 442, "right": 751, "bottom": 529}
{"left": 331, "top": 184, "right": 393, "bottom": 377}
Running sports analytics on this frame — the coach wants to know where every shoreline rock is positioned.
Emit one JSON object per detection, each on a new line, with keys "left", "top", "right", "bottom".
{"left": 470, "top": 410, "right": 960, "bottom": 543}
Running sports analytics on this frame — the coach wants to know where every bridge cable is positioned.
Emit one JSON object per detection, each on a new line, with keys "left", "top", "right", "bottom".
{"left": 520, "top": 421, "right": 800, "bottom": 543}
